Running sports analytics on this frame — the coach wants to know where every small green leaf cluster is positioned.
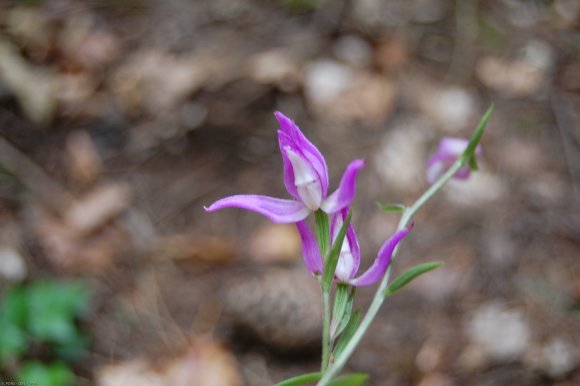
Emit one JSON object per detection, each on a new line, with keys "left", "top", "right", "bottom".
{"left": 275, "top": 371, "right": 368, "bottom": 386}
{"left": 0, "top": 279, "right": 90, "bottom": 386}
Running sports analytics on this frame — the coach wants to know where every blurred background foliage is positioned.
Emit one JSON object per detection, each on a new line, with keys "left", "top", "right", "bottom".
{"left": 0, "top": 0, "right": 579, "bottom": 385}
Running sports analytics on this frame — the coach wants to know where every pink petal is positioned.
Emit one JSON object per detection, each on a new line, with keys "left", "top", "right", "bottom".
{"left": 275, "top": 112, "right": 329, "bottom": 196}
{"left": 296, "top": 220, "right": 323, "bottom": 274}
{"left": 278, "top": 130, "right": 300, "bottom": 200}
{"left": 204, "top": 195, "right": 310, "bottom": 223}
{"left": 330, "top": 209, "right": 361, "bottom": 281}
{"left": 348, "top": 223, "right": 413, "bottom": 287}
{"left": 426, "top": 137, "right": 482, "bottom": 184}
{"left": 285, "top": 148, "right": 324, "bottom": 210}
{"left": 321, "top": 159, "right": 365, "bottom": 214}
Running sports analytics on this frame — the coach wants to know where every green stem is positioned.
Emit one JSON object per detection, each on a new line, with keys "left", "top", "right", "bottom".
{"left": 316, "top": 158, "right": 465, "bottom": 386}
{"left": 321, "top": 289, "right": 331, "bottom": 371}
{"left": 314, "top": 210, "right": 332, "bottom": 371}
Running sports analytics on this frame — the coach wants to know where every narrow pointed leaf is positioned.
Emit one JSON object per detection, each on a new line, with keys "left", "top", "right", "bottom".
{"left": 333, "top": 309, "right": 361, "bottom": 358}
{"left": 323, "top": 211, "right": 352, "bottom": 291}
{"left": 331, "top": 284, "right": 354, "bottom": 339}
{"left": 461, "top": 104, "right": 493, "bottom": 164}
{"left": 376, "top": 203, "right": 406, "bottom": 213}
{"left": 315, "top": 210, "right": 330, "bottom": 257}
{"left": 328, "top": 373, "right": 369, "bottom": 386}
{"left": 384, "top": 262, "right": 443, "bottom": 297}
{"left": 274, "top": 371, "right": 322, "bottom": 386}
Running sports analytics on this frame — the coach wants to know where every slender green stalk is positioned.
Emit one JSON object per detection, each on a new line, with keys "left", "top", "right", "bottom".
{"left": 315, "top": 210, "right": 332, "bottom": 371}
{"left": 321, "top": 289, "right": 331, "bottom": 371}
{"left": 316, "top": 158, "right": 465, "bottom": 385}
{"left": 318, "top": 104, "right": 493, "bottom": 385}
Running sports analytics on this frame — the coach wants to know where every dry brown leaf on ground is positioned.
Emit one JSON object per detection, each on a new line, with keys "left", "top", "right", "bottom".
{"left": 223, "top": 267, "right": 322, "bottom": 350}
{"left": 375, "top": 37, "right": 410, "bottom": 74}
{"left": 4, "top": 6, "right": 54, "bottom": 51}
{"left": 476, "top": 56, "right": 545, "bottom": 98}
{"left": 249, "top": 223, "right": 301, "bottom": 263}
{"left": 246, "top": 49, "right": 302, "bottom": 93}
{"left": 111, "top": 51, "right": 208, "bottom": 116}
{"left": 0, "top": 35, "right": 56, "bottom": 125}
{"left": 66, "top": 130, "right": 104, "bottom": 186}
{"left": 34, "top": 209, "right": 127, "bottom": 273}
{"left": 305, "top": 60, "right": 396, "bottom": 125}
{"left": 96, "top": 338, "right": 242, "bottom": 386}
{"left": 58, "top": 13, "right": 121, "bottom": 69}
{"left": 152, "top": 234, "right": 235, "bottom": 264}
{"left": 406, "top": 73, "right": 477, "bottom": 134}
{"left": 64, "top": 183, "right": 132, "bottom": 236}
{"left": 55, "top": 73, "right": 99, "bottom": 117}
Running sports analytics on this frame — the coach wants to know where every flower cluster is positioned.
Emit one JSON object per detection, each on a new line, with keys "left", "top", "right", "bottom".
{"left": 296, "top": 209, "right": 413, "bottom": 286}
{"left": 205, "top": 112, "right": 364, "bottom": 223}
{"left": 205, "top": 112, "right": 479, "bottom": 287}
{"left": 205, "top": 112, "right": 408, "bottom": 286}
{"left": 204, "top": 107, "right": 489, "bottom": 385}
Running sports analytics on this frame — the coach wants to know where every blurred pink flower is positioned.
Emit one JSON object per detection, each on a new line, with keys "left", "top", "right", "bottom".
{"left": 427, "top": 137, "right": 482, "bottom": 184}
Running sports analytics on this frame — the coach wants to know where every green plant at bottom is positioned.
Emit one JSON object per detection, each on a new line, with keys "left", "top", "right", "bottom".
{"left": 0, "top": 279, "right": 90, "bottom": 386}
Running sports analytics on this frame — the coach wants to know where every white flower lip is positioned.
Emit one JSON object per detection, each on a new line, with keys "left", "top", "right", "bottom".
{"left": 285, "top": 147, "right": 323, "bottom": 211}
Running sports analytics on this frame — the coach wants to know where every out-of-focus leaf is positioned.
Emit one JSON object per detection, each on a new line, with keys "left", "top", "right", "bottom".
{"left": 282, "top": 0, "right": 325, "bottom": 12}
{"left": 16, "top": 360, "right": 74, "bottom": 386}
{"left": 0, "top": 322, "right": 27, "bottom": 366}
{"left": 274, "top": 371, "right": 323, "bottom": 386}
{"left": 333, "top": 309, "right": 361, "bottom": 358}
{"left": 0, "top": 286, "right": 28, "bottom": 365}
{"left": 54, "top": 332, "right": 89, "bottom": 361}
{"left": 328, "top": 372, "right": 369, "bottom": 386}
{"left": 461, "top": 104, "right": 493, "bottom": 167}
{"left": 376, "top": 203, "right": 405, "bottom": 213}
{"left": 2, "top": 286, "right": 27, "bottom": 326}
{"left": 26, "top": 280, "right": 90, "bottom": 347}
{"left": 384, "top": 262, "right": 443, "bottom": 297}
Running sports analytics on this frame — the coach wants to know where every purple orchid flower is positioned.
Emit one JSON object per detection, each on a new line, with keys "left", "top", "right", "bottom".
{"left": 296, "top": 209, "right": 413, "bottom": 286}
{"left": 427, "top": 137, "right": 482, "bottom": 184}
{"left": 205, "top": 112, "right": 365, "bottom": 223}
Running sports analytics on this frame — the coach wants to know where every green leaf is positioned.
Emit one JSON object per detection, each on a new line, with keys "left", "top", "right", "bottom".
{"left": 54, "top": 332, "right": 89, "bottom": 361}
{"left": 323, "top": 211, "right": 352, "bottom": 292}
{"left": 2, "top": 286, "right": 28, "bottom": 326}
{"left": 0, "top": 286, "right": 29, "bottom": 365}
{"left": 315, "top": 210, "right": 331, "bottom": 257}
{"left": 26, "top": 280, "right": 90, "bottom": 347}
{"left": 331, "top": 284, "right": 354, "bottom": 339}
{"left": 461, "top": 104, "right": 493, "bottom": 166}
{"left": 274, "top": 371, "right": 322, "bottom": 386}
{"left": 16, "top": 360, "right": 75, "bottom": 386}
{"left": 0, "top": 322, "right": 27, "bottom": 366}
{"left": 282, "top": 0, "right": 325, "bottom": 12}
{"left": 376, "top": 203, "right": 406, "bottom": 213}
{"left": 333, "top": 309, "right": 361, "bottom": 358}
{"left": 328, "top": 372, "right": 369, "bottom": 386}
{"left": 384, "top": 262, "right": 443, "bottom": 297}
